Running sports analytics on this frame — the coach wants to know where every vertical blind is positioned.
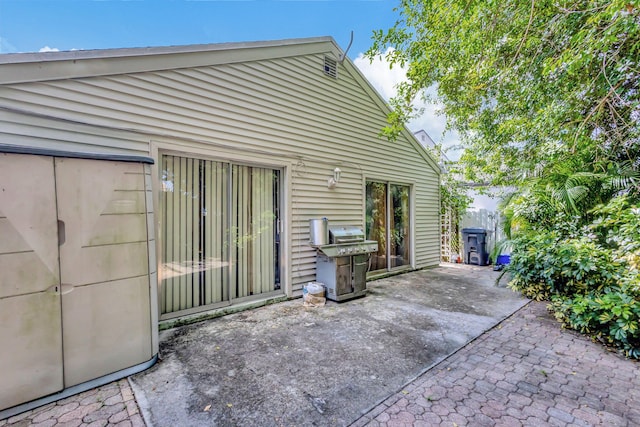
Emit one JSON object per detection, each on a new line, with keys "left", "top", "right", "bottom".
{"left": 160, "top": 154, "right": 280, "bottom": 315}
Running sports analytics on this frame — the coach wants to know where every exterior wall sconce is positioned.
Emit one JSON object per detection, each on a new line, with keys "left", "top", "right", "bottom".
{"left": 328, "top": 167, "right": 341, "bottom": 189}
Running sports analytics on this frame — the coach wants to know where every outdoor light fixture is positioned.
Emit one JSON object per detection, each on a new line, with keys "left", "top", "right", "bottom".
{"left": 328, "top": 167, "right": 341, "bottom": 189}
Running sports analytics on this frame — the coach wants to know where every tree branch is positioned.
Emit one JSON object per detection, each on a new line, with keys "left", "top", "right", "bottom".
{"left": 509, "top": 0, "right": 536, "bottom": 69}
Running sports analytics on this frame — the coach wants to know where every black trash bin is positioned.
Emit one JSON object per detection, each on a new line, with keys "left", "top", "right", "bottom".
{"left": 462, "top": 227, "right": 489, "bottom": 265}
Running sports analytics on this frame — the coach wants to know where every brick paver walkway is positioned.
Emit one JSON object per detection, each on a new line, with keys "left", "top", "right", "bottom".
{"left": 353, "top": 301, "right": 640, "bottom": 427}
{"left": 1, "top": 379, "right": 144, "bottom": 427}
{"left": 3, "top": 301, "right": 639, "bottom": 426}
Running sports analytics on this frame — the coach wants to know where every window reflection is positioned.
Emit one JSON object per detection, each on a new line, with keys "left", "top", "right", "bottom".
{"left": 366, "top": 181, "right": 411, "bottom": 272}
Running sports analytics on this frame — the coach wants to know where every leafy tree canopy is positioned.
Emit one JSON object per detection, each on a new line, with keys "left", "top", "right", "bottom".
{"left": 367, "top": 0, "right": 639, "bottom": 187}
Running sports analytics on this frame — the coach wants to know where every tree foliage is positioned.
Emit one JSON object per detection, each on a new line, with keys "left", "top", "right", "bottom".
{"left": 367, "top": 0, "right": 639, "bottom": 185}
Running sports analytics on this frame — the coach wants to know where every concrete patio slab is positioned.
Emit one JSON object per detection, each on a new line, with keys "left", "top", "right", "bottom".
{"left": 130, "top": 264, "right": 527, "bottom": 426}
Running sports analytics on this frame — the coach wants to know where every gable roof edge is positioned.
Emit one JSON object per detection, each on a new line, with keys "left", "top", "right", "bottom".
{"left": 0, "top": 37, "right": 339, "bottom": 84}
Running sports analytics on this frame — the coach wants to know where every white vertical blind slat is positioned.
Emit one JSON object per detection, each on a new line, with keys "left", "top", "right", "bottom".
{"left": 160, "top": 155, "right": 279, "bottom": 316}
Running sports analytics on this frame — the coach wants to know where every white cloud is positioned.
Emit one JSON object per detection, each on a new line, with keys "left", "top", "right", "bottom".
{"left": 39, "top": 46, "right": 60, "bottom": 52}
{"left": 353, "top": 49, "right": 407, "bottom": 100}
{"left": 353, "top": 50, "right": 462, "bottom": 161}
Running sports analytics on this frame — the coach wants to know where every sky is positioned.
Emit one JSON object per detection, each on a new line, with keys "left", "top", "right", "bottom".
{"left": 0, "top": 0, "right": 459, "bottom": 157}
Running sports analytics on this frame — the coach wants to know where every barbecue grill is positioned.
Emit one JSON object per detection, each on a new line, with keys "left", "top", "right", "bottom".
{"left": 311, "top": 224, "right": 378, "bottom": 301}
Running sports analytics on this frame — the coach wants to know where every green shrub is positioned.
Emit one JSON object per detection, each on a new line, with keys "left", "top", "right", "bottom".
{"left": 507, "top": 231, "right": 623, "bottom": 298}
{"left": 508, "top": 280, "right": 550, "bottom": 301}
{"left": 551, "top": 288, "right": 640, "bottom": 359}
{"left": 590, "top": 196, "right": 640, "bottom": 278}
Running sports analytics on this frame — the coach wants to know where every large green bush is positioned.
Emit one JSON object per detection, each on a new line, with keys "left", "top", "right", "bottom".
{"left": 508, "top": 231, "right": 624, "bottom": 299}
{"left": 590, "top": 196, "right": 640, "bottom": 275}
{"left": 507, "top": 196, "right": 640, "bottom": 358}
{"left": 551, "top": 288, "right": 640, "bottom": 359}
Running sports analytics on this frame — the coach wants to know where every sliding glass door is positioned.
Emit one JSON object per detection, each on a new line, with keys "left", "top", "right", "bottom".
{"left": 160, "top": 154, "right": 281, "bottom": 316}
{"left": 366, "top": 181, "right": 411, "bottom": 273}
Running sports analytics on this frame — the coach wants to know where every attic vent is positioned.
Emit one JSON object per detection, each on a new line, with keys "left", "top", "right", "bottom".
{"left": 323, "top": 56, "right": 337, "bottom": 78}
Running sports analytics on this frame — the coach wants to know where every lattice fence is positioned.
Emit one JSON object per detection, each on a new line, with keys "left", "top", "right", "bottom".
{"left": 440, "top": 207, "right": 461, "bottom": 262}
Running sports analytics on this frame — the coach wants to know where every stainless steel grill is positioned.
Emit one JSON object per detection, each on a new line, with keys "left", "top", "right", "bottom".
{"left": 313, "top": 225, "right": 378, "bottom": 302}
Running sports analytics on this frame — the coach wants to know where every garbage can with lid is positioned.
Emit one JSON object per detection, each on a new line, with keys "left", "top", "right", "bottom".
{"left": 462, "top": 227, "right": 489, "bottom": 266}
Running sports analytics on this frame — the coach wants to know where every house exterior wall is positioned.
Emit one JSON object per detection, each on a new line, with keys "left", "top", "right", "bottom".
{"left": 0, "top": 38, "right": 440, "bottom": 297}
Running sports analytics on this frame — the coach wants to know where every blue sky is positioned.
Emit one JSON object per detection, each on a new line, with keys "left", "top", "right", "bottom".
{"left": 0, "top": 0, "right": 398, "bottom": 57}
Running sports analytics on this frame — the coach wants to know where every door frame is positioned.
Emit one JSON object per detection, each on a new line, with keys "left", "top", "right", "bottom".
{"left": 364, "top": 179, "right": 415, "bottom": 275}
{"left": 151, "top": 141, "right": 290, "bottom": 320}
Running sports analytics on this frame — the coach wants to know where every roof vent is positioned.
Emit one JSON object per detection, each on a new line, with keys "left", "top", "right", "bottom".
{"left": 324, "top": 56, "right": 337, "bottom": 78}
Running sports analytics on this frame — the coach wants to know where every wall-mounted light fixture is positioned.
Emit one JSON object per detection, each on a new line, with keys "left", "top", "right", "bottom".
{"left": 327, "top": 167, "right": 341, "bottom": 189}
